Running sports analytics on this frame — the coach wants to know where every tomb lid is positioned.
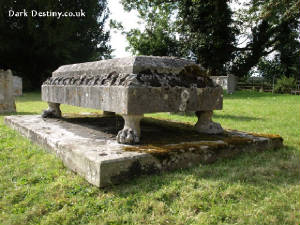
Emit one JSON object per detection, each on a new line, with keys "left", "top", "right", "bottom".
{"left": 52, "top": 56, "right": 199, "bottom": 77}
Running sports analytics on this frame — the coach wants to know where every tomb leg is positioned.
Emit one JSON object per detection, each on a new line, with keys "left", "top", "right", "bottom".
{"left": 103, "top": 111, "right": 115, "bottom": 116}
{"left": 195, "top": 110, "right": 223, "bottom": 134}
{"left": 117, "top": 114, "right": 143, "bottom": 145}
{"left": 42, "top": 102, "right": 62, "bottom": 118}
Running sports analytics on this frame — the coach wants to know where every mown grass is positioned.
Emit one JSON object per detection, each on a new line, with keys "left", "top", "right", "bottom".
{"left": 0, "top": 91, "right": 299, "bottom": 225}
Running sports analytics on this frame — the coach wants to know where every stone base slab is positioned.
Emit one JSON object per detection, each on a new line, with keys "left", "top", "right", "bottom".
{"left": 4, "top": 115, "right": 283, "bottom": 187}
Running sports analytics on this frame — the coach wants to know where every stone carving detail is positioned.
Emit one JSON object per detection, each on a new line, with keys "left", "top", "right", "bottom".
{"left": 195, "top": 110, "right": 223, "bottom": 134}
{"left": 42, "top": 102, "right": 62, "bottom": 118}
{"left": 43, "top": 71, "right": 214, "bottom": 88}
{"left": 117, "top": 115, "right": 143, "bottom": 145}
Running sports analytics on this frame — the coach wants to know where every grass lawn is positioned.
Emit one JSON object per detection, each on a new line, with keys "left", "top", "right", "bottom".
{"left": 0, "top": 91, "right": 299, "bottom": 225}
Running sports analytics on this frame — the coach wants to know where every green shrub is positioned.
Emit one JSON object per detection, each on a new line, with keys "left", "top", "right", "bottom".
{"left": 274, "top": 76, "right": 296, "bottom": 93}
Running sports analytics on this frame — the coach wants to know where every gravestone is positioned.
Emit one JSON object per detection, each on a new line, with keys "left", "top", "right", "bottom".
{"left": 41, "top": 56, "right": 224, "bottom": 144}
{"left": 227, "top": 74, "right": 237, "bottom": 94}
{"left": 210, "top": 74, "right": 237, "bottom": 94}
{"left": 13, "top": 76, "right": 22, "bottom": 96}
{"left": 0, "top": 69, "right": 16, "bottom": 113}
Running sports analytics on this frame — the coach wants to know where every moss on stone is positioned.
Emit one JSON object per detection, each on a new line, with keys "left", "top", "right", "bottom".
{"left": 223, "top": 136, "right": 253, "bottom": 145}
{"left": 63, "top": 112, "right": 103, "bottom": 118}
{"left": 123, "top": 140, "right": 228, "bottom": 158}
{"left": 179, "top": 64, "right": 208, "bottom": 78}
{"left": 249, "top": 132, "right": 283, "bottom": 140}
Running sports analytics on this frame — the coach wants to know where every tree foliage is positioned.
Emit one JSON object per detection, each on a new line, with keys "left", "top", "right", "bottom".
{"left": 274, "top": 76, "right": 296, "bottom": 93}
{"left": 177, "top": 0, "right": 236, "bottom": 75}
{"left": 121, "top": 0, "right": 236, "bottom": 75}
{"left": 120, "top": 0, "right": 299, "bottom": 78}
{"left": 126, "top": 3, "right": 179, "bottom": 56}
{"left": 257, "top": 57, "right": 285, "bottom": 82}
{"left": 115, "top": 1, "right": 180, "bottom": 57}
{"left": 232, "top": 0, "right": 300, "bottom": 78}
{"left": 0, "top": 0, "right": 111, "bottom": 89}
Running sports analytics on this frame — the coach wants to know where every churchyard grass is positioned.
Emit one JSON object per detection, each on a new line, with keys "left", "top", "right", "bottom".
{"left": 0, "top": 91, "right": 299, "bottom": 225}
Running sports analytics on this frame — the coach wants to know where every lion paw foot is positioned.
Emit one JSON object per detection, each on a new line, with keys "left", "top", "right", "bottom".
{"left": 117, "top": 128, "right": 140, "bottom": 145}
{"left": 42, "top": 109, "right": 61, "bottom": 118}
{"left": 195, "top": 122, "right": 223, "bottom": 134}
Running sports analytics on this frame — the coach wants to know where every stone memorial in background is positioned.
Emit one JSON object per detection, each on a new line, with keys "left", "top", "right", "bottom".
{"left": 0, "top": 69, "right": 16, "bottom": 113}
{"left": 41, "top": 56, "right": 224, "bottom": 144}
{"left": 210, "top": 74, "right": 237, "bottom": 94}
{"left": 13, "top": 76, "right": 22, "bottom": 96}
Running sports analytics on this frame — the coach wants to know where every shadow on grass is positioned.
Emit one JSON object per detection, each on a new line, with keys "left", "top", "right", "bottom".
{"left": 172, "top": 112, "right": 263, "bottom": 121}
{"left": 106, "top": 146, "right": 299, "bottom": 196}
{"left": 214, "top": 114, "right": 264, "bottom": 121}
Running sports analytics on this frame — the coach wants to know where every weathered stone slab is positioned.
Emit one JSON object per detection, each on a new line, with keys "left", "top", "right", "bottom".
{"left": 42, "top": 56, "right": 224, "bottom": 143}
{"left": 13, "top": 76, "right": 22, "bottom": 96}
{"left": 4, "top": 115, "right": 283, "bottom": 187}
{"left": 0, "top": 69, "right": 16, "bottom": 113}
{"left": 52, "top": 56, "right": 198, "bottom": 77}
{"left": 42, "top": 56, "right": 219, "bottom": 114}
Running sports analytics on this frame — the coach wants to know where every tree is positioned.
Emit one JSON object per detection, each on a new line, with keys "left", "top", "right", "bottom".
{"left": 120, "top": 0, "right": 236, "bottom": 76}
{"left": 177, "top": 0, "right": 236, "bottom": 76}
{"left": 257, "top": 56, "right": 285, "bottom": 82}
{"left": 0, "top": 0, "right": 111, "bottom": 89}
{"left": 116, "top": 1, "right": 180, "bottom": 57}
{"left": 231, "top": 0, "right": 300, "bottom": 78}
{"left": 275, "top": 18, "right": 299, "bottom": 79}
{"left": 257, "top": 20, "right": 300, "bottom": 82}
{"left": 120, "top": 0, "right": 299, "bottom": 78}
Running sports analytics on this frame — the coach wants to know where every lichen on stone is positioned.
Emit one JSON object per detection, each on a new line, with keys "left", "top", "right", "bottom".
{"left": 179, "top": 64, "right": 208, "bottom": 78}
{"left": 223, "top": 136, "right": 253, "bottom": 145}
{"left": 249, "top": 132, "right": 283, "bottom": 140}
{"left": 43, "top": 66, "right": 215, "bottom": 88}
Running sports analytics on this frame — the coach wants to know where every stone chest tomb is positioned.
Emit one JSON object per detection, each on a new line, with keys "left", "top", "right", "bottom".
{"left": 41, "top": 56, "right": 223, "bottom": 144}
{"left": 5, "top": 56, "right": 283, "bottom": 187}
